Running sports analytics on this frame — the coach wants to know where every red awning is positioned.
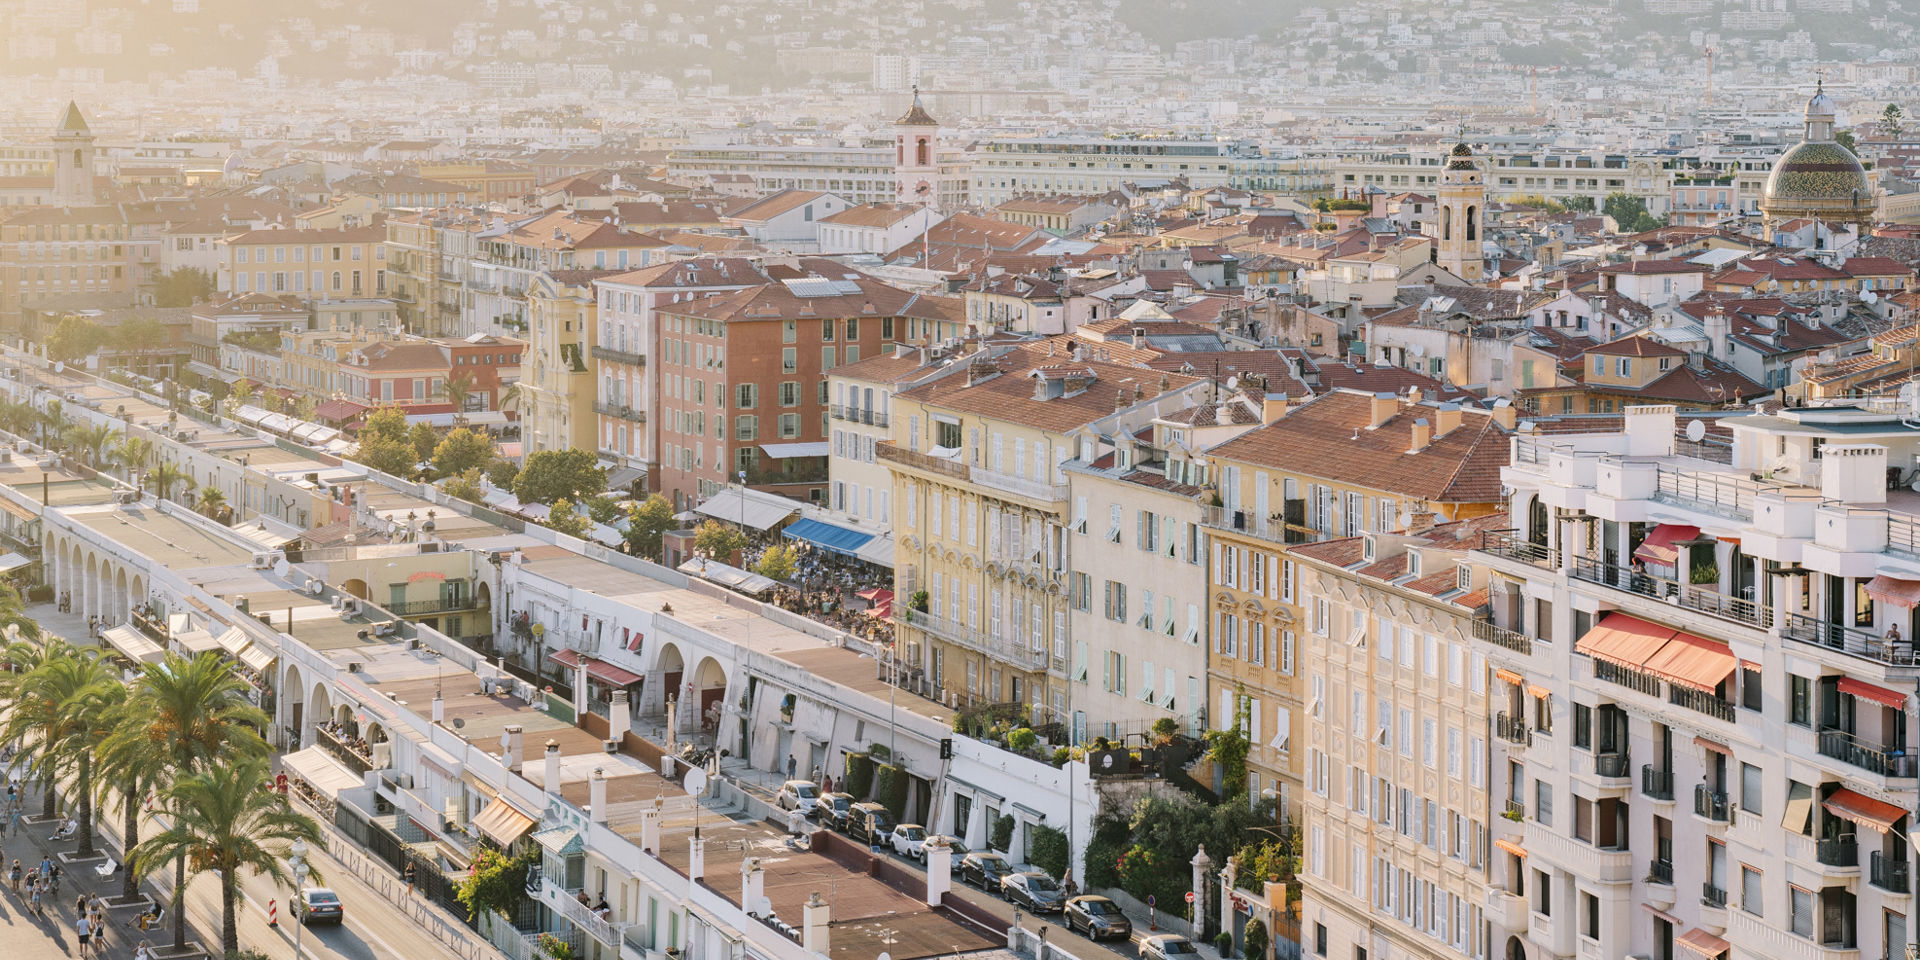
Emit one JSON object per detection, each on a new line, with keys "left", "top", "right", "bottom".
{"left": 1864, "top": 575, "right": 1920, "bottom": 610}
{"left": 1576, "top": 613, "right": 1680, "bottom": 670}
{"left": 1676, "top": 928, "right": 1730, "bottom": 958}
{"left": 1634, "top": 524, "right": 1701, "bottom": 566}
{"left": 547, "top": 649, "right": 644, "bottom": 687}
{"left": 856, "top": 588, "right": 894, "bottom": 602}
{"left": 1839, "top": 676, "right": 1909, "bottom": 709}
{"left": 1640, "top": 631, "right": 1738, "bottom": 693}
{"left": 1494, "top": 838, "right": 1527, "bottom": 858}
{"left": 1824, "top": 787, "right": 1909, "bottom": 833}
{"left": 1693, "top": 735, "right": 1732, "bottom": 756}
{"left": 315, "top": 398, "right": 372, "bottom": 422}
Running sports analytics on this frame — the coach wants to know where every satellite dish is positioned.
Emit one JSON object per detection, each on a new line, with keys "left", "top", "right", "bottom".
{"left": 52, "top": 362, "right": 63, "bottom": 373}
{"left": 683, "top": 767, "right": 708, "bottom": 797}
{"left": 499, "top": 731, "right": 512, "bottom": 750}
{"left": 1686, "top": 420, "right": 1706, "bottom": 443}
{"left": 452, "top": 717, "right": 465, "bottom": 729}
{"left": 273, "top": 559, "right": 291, "bottom": 578}
{"left": 755, "top": 896, "right": 773, "bottom": 916}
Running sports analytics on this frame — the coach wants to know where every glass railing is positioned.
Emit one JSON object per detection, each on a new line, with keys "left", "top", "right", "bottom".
{"left": 1571, "top": 556, "right": 1770, "bottom": 629}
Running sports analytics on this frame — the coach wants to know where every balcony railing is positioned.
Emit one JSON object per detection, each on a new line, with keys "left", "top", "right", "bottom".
{"left": 387, "top": 596, "right": 477, "bottom": 616}
{"left": 315, "top": 725, "right": 374, "bottom": 778}
{"left": 1199, "top": 504, "right": 1303, "bottom": 548}
{"left": 1669, "top": 684, "right": 1737, "bottom": 723}
{"left": 1783, "top": 613, "right": 1919, "bottom": 667}
{"left": 895, "top": 610, "right": 1047, "bottom": 670}
{"left": 1872, "top": 852, "right": 1910, "bottom": 894}
{"left": 1473, "top": 618, "right": 1533, "bottom": 656}
{"left": 1655, "top": 467, "right": 1774, "bottom": 520}
{"left": 1817, "top": 838, "right": 1860, "bottom": 868}
{"left": 1496, "top": 712, "right": 1531, "bottom": 745}
{"left": 829, "top": 404, "right": 889, "bottom": 427}
{"left": 972, "top": 467, "right": 1068, "bottom": 503}
{"left": 1571, "top": 556, "right": 1771, "bottom": 630}
{"left": 536, "top": 876, "right": 629, "bottom": 947}
{"left": 1504, "top": 798, "right": 1525, "bottom": 820}
{"left": 592, "top": 401, "right": 646, "bottom": 423}
{"left": 1694, "top": 785, "right": 1730, "bottom": 822}
{"left": 590, "top": 345, "right": 646, "bottom": 367}
{"left": 1593, "top": 657, "right": 1664, "bottom": 697}
{"left": 1648, "top": 859, "right": 1674, "bottom": 885}
{"left": 1642, "top": 765, "right": 1675, "bottom": 801}
{"left": 1701, "top": 882, "right": 1728, "bottom": 908}
{"left": 1593, "top": 752, "right": 1630, "bottom": 778}
{"left": 1477, "top": 529, "right": 1558, "bottom": 568}
{"left": 1818, "top": 728, "right": 1918, "bottom": 778}
{"left": 877, "top": 440, "right": 968, "bottom": 482}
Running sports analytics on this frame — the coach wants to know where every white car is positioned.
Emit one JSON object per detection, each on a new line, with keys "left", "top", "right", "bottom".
{"left": 888, "top": 824, "right": 927, "bottom": 859}
{"left": 1141, "top": 935, "right": 1200, "bottom": 960}
{"left": 775, "top": 780, "right": 819, "bottom": 814}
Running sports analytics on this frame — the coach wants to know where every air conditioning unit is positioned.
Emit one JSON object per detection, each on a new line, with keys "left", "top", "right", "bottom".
{"left": 406, "top": 637, "right": 421, "bottom": 650}
{"left": 603, "top": 740, "right": 620, "bottom": 753}
{"left": 251, "top": 553, "right": 273, "bottom": 569}
{"left": 115, "top": 491, "right": 138, "bottom": 504}
{"left": 330, "top": 595, "right": 345, "bottom": 610}
{"left": 346, "top": 599, "right": 361, "bottom": 615}
{"left": 339, "top": 610, "right": 355, "bottom": 622}
{"left": 346, "top": 661, "right": 363, "bottom": 673}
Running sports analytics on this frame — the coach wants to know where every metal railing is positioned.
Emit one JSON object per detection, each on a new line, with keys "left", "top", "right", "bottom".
{"left": 589, "top": 345, "right": 646, "bottom": 367}
{"left": 876, "top": 440, "right": 968, "bottom": 481}
{"left": 1571, "top": 556, "right": 1771, "bottom": 630}
{"left": 894, "top": 610, "right": 1046, "bottom": 670}
{"left": 1669, "top": 684, "right": 1738, "bottom": 723}
{"left": 1495, "top": 712, "right": 1530, "bottom": 745}
{"left": 388, "top": 596, "right": 478, "bottom": 616}
{"left": 592, "top": 401, "right": 646, "bottom": 423}
{"left": 1199, "top": 503, "right": 1313, "bottom": 547}
{"left": 1642, "top": 765, "right": 1675, "bottom": 801}
{"left": 1594, "top": 752, "right": 1630, "bottom": 778}
{"left": 829, "top": 404, "right": 890, "bottom": 426}
{"left": 1889, "top": 515, "right": 1920, "bottom": 559}
{"left": 1648, "top": 859, "right": 1674, "bottom": 885}
{"left": 1817, "top": 838, "right": 1860, "bottom": 868}
{"left": 1701, "top": 882, "right": 1728, "bottom": 908}
{"left": 1504, "top": 798, "right": 1525, "bottom": 820}
{"left": 1477, "top": 529, "right": 1558, "bottom": 568}
{"left": 1593, "top": 657, "right": 1665, "bottom": 697}
{"left": 972, "top": 467, "right": 1068, "bottom": 503}
{"left": 1473, "top": 618, "right": 1533, "bottom": 656}
{"left": 1783, "top": 613, "right": 1919, "bottom": 667}
{"left": 1818, "top": 728, "right": 1918, "bottom": 778}
{"left": 1656, "top": 467, "right": 1774, "bottom": 520}
{"left": 316, "top": 725, "right": 374, "bottom": 778}
{"left": 1872, "top": 852, "right": 1910, "bottom": 894}
{"left": 1694, "top": 785, "right": 1730, "bottom": 822}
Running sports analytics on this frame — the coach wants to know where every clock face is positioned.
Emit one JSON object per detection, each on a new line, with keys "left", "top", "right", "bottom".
{"left": 915, "top": 180, "right": 931, "bottom": 196}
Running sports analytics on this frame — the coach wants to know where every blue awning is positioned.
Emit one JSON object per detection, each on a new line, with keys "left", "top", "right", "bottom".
{"left": 782, "top": 517, "right": 874, "bottom": 556}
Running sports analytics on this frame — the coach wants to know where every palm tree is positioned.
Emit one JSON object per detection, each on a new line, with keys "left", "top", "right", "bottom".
{"left": 94, "top": 688, "right": 163, "bottom": 901}
{"left": 148, "top": 461, "right": 187, "bottom": 502}
{"left": 0, "top": 582, "right": 44, "bottom": 641}
{"left": 114, "top": 435, "right": 153, "bottom": 483}
{"left": 115, "top": 653, "right": 269, "bottom": 951}
{"left": 499, "top": 381, "right": 522, "bottom": 414}
{"left": 0, "top": 399, "right": 34, "bottom": 439}
{"left": 434, "top": 372, "right": 478, "bottom": 427}
{"left": 0, "top": 646, "right": 117, "bottom": 831}
{"left": 66, "top": 422, "right": 115, "bottom": 467}
{"left": 132, "top": 756, "right": 322, "bottom": 958}
{"left": 197, "top": 485, "right": 226, "bottom": 521}
{"left": 39, "top": 399, "right": 66, "bottom": 446}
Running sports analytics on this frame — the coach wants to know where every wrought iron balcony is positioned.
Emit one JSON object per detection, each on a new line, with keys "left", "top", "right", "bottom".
{"left": 877, "top": 440, "right": 968, "bottom": 482}
{"left": 1571, "top": 556, "right": 1771, "bottom": 630}
{"left": 1817, "top": 839, "right": 1859, "bottom": 868}
{"left": 1495, "top": 712, "right": 1530, "bottom": 745}
{"left": 1872, "top": 852, "right": 1910, "bottom": 894}
{"left": 895, "top": 609, "right": 1046, "bottom": 671}
{"left": 590, "top": 345, "right": 646, "bottom": 367}
{"left": 1473, "top": 618, "right": 1532, "bottom": 656}
{"left": 1476, "top": 529, "right": 1557, "bottom": 568}
{"left": 1648, "top": 859, "right": 1674, "bottom": 885}
{"left": 1642, "top": 765, "right": 1675, "bottom": 801}
{"left": 1701, "top": 882, "right": 1727, "bottom": 908}
{"left": 593, "top": 401, "right": 646, "bottom": 423}
{"left": 1783, "top": 613, "right": 1919, "bottom": 667}
{"left": 1693, "top": 785, "right": 1730, "bottom": 822}
{"left": 1593, "top": 752, "right": 1630, "bottom": 778}
{"left": 1818, "top": 728, "right": 1918, "bottom": 778}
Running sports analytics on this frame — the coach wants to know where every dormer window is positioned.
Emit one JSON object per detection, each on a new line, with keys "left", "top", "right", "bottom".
{"left": 1659, "top": 358, "right": 1671, "bottom": 371}
{"left": 1457, "top": 563, "right": 1471, "bottom": 592}
{"left": 1407, "top": 551, "right": 1421, "bottom": 577}
{"left": 1364, "top": 536, "right": 1376, "bottom": 562}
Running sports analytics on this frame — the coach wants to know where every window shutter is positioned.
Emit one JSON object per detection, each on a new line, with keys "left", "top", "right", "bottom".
{"left": 1213, "top": 541, "right": 1222, "bottom": 584}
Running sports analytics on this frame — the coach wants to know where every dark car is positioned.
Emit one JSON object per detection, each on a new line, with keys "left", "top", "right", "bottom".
{"left": 1065, "top": 896, "right": 1132, "bottom": 940}
{"left": 1001, "top": 872, "right": 1066, "bottom": 913}
{"left": 295, "top": 888, "right": 343, "bottom": 925}
{"left": 847, "top": 802, "right": 895, "bottom": 845}
{"left": 958, "top": 852, "right": 1014, "bottom": 891}
{"left": 815, "top": 792, "right": 854, "bottom": 829}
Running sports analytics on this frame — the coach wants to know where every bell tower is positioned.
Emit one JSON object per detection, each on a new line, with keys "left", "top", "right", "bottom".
{"left": 894, "top": 87, "right": 942, "bottom": 209}
{"left": 51, "top": 102, "right": 96, "bottom": 208}
{"left": 1436, "top": 141, "right": 1485, "bottom": 282}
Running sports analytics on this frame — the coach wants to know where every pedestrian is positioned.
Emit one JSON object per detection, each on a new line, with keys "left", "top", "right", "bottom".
{"left": 404, "top": 860, "right": 416, "bottom": 896}
{"left": 8, "top": 858, "right": 18, "bottom": 893}
{"left": 786, "top": 754, "right": 796, "bottom": 780}
{"left": 73, "top": 911, "right": 89, "bottom": 956}
{"left": 46, "top": 862, "right": 58, "bottom": 896}
{"left": 27, "top": 877, "right": 39, "bottom": 915}
{"left": 135, "top": 942, "right": 150, "bottom": 960}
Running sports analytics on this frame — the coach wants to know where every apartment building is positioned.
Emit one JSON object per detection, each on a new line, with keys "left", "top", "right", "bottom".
{"left": 184, "top": 293, "right": 309, "bottom": 375}
{"left": 0, "top": 205, "right": 146, "bottom": 334}
{"left": 827, "top": 347, "right": 929, "bottom": 531}
{"left": 1203, "top": 388, "right": 1515, "bottom": 827}
{"left": 1290, "top": 512, "right": 1507, "bottom": 960}
{"left": 1332, "top": 147, "right": 1694, "bottom": 215}
{"left": 667, "top": 138, "right": 970, "bottom": 208}
{"left": 1064, "top": 386, "right": 1267, "bottom": 748}
{"left": 520, "top": 270, "right": 612, "bottom": 458}
{"left": 465, "top": 211, "right": 671, "bottom": 340}
{"left": 1478, "top": 403, "right": 1920, "bottom": 960}
{"left": 591, "top": 258, "right": 770, "bottom": 492}
{"left": 214, "top": 225, "right": 390, "bottom": 299}
{"left": 971, "top": 138, "right": 1334, "bottom": 207}
{"left": 884, "top": 341, "right": 1207, "bottom": 725}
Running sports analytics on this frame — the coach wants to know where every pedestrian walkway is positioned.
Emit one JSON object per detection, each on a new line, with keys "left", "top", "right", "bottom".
{"left": 22, "top": 603, "right": 103, "bottom": 651}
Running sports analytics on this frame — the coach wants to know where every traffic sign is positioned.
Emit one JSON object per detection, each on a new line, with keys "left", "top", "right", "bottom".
{"left": 1185, "top": 892, "right": 1196, "bottom": 903}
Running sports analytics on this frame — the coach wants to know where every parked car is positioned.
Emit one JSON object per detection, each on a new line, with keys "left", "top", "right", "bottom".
{"left": 918, "top": 835, "right": 969, "bottom": 862}
{"left": 814, "top": 792, "right": 854, "bottom": 829}
{"left": 295, "top": 887, "right": 344, "bottom": 925}
{"left": 847, "top": 802, "right": 895, "bottom": 845}
{"left": 1064, "top": 896, "right": 1131, "bottom": 941}
{"left": 1000, "top": 872, "right": 1066, "bottom": 913}
{"left": 775, "top": 780, "right": 820, "bottom": 815}
{"left": 1141, "top": 935, "right": 1200, "bottom": 960}
{"left": 958, "top": 852, "right": 1013, "bottom": 891}
{"left": 888, "top": 824, "right": 927, "bottom": 859}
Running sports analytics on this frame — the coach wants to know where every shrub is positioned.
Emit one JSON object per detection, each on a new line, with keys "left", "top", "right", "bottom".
{"left": 990, "top": 813, "right": 1014, "bottom": 852}
{"left": 909, "top": 590, "right": 929, "bottom": 612}
{"left": 1029, "top": 825, "right": 1070, "bottom": 879}
{"left": 1214, "top": 931, "right": 1234, "bottom": 957}
{"left": 875, "top": 763, "right": 909, "bottom": 820}
{"left": 1152, "top": 717, "right": 1179, "bottom": 742}
{"left": 456, "top": 846, "right": 538, "bottom": 922}
{"left": 1243, "top": 919, "right": 1269, "bottom": 960}
{"left": 1051, "top": 746, "right": 1070, "bottom": 768}
{"left": 1008, "top": 728, "right": 1037, "bottom": 754}
{"left": 843, "top": 753, "right": 874, "bottom": 799}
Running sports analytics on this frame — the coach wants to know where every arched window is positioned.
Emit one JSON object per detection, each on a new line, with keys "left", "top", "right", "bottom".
{"left": 1528, "top": 495, "right": 1548, "bottom": 548}
{"left": 917, "top": 138, "right": 929, "bottom": 167}
{"left": 72, "top": 149, "right": 82, "bottom": 169}
{"left": 331, "top": 271, "right": 342, "bottom": 291}
{"left": 1442, "top": 206, "right": 1452, "bottom": 242}
{"left": 1466, "top": 206, "right": 1478, "bottom": 242}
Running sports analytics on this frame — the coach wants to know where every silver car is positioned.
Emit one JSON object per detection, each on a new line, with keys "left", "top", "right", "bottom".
{"left": 775, "top": 780, "right": 819, "bottom": 814}
{"left": 1141, "top": 935, "right": 1200, "bottom": 960}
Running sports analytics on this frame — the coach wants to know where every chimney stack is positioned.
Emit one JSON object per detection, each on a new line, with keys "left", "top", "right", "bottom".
{"left": 1369, "top": 391, "right": 1399, "bottom": 427}
{"left": 1409, "top": 418, "right": 1432, "bottom": 453}
{"left": 803, "top": 893, "right": 831, "bottom": 957}
{"left": 607, "top": 689, "right": 631, "bottom": 742}
{"left": 588, "top": 767, "right": 607, "bottom": 823}
{"left": 1434, "top": 403, "right": 1463, "bottom": 437}
{"left": 431, "top": 696, "right": 444, "bottom": 723}
{"left": 504, "top": 724, "right": 524, "bottom": 771}
{"left": 641, "top": 797, "right": 663, "bottom": 855}
{"left": 543, "top": 740, "right": 561, "bottom": 797}
{"left": 741, "top": 857, "right": 766, "bottom": 915}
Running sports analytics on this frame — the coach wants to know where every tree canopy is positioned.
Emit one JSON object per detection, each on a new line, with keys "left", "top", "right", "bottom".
{"left": 153, "top": 267, "right": 215, "bottom": 308}
{"left": 1602, "top": 192, "right": 1663, "bottom": 233}
{"left": 513, "top": 448, "right": 606, "bottom": 505}
{"left": 622, "top": 495, "right": 676, "bottom": 560}
{"left": 432, "top": 428, "right": 496, "bottom": 477}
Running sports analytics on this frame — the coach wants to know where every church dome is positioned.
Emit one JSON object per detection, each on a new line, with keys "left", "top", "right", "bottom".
{"left": 1761, "top": 81, "right": 1872, "bottom": 224}
{"left": 896, "top": 89, "right": 938, "bottom": 127}
{"left": 1445, "top": 141, "right": 1478, "bottom": 171}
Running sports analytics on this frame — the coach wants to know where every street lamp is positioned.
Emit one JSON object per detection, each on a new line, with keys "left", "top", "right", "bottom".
{"left": 288, "top": 839, "right": 309, "bottom": 959}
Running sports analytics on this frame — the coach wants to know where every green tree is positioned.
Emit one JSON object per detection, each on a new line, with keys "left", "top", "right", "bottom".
{"left": 1563, "top": 195, "right": 1596, "bottom": 212}
{"left": 225, "top": 378, "right": 256, "bottom": 415}
{"left": 513, "top": 448, "right": 606, "bottom": 505}
{"left": 121, "top": 317, "right": 170, "bottom": 376}
{"left": 1243, "top": 919, "right": 1270, "bottom": 960}
{"left": 408, "top": 421, "right": 441, "bottom": 466}
{"left": 694, "top": 520, "right": 746, "bottom": 562}
{"left": 132, "top": 756, "right": 323, "bottom": 958}
{"left": 362, "top": 405, "right": 410, "bottom": 444}
{"left": 148, "top": 460, "right": 188, "bottom": 503}
{"left": 0, "top": 644, "right": 118, "bottom": 846}
{"left": 432, "top": 427, "right": 495, "bottom": 477}
{"left": 434, "top": 371, "right": 479, "bottom": 426}
{"left": 487, "top": 459, "right": 521, "bottom": 490}
{"left": 585, "top": 495, "right": 623, "bottom": 526}
{"left": 153, "top": 267, "right": 215, "bottom": 308}
{"left": 546, "top": 498, "right": 591, "bottom": 538}
{"left": 46, "top": 316, "right": 107, "bottom": 362}
{"left": 65, "top": 422, "right": 116, "bottom": 467}
{"left": 753, "top": 543, "right": 798, "bottom": 581}
{"left": 1029, "top": 825, "right": 1070, "bottom": 879}
{"left": 623, "top": 494, "right": 675, "bottom": 560}
{"left": 1601, "top": 192, "right": 1662, "bottom": 233}
{"left": 355, "top": 433, "right": 417, "bottom": 477}
{"left": 0, "top": 583, "right": 43, "bottom": 642}
{"left": 1205, "top": 690, "right": 1253, "bottom": 801}
{"left": 108, "top": 652, "right": 270, "bottom": 951}
{"left": 443, "top": 467, "right": 485, "bottom": 503}
{"left": 1505, "top": 193, "right": 1564, "bottom": 214}
{"left": 1885, "top": 103, "right": 1905, "bottom": 137}
{"left": 197, "top": 485, "right": 227, "bottom": 521}
{"left": 456, "top": 846, "right": 538, "bottom": 926}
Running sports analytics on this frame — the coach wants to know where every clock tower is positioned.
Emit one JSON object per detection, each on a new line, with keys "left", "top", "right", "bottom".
{"left": 894, "top": 87, "right": 943, "bottom": 209}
